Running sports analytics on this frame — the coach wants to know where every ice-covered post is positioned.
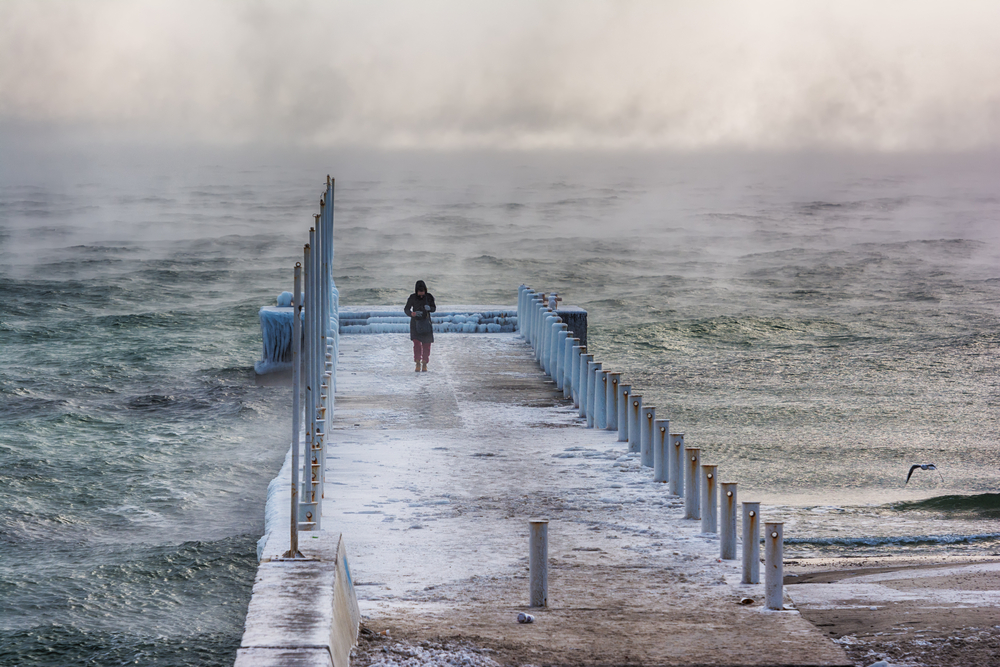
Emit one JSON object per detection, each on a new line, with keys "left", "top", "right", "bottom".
{"left": 579, "top": 353, "right": 593, "bottom": 418}
{"left": 528, "top": 295, "right": 540, "bottom": 346}
{"left": 535, "top": 301, "right": 546, "bottom": 353}
{"left": 563, "top": 337, "right": 578, "bottom": 399}
{"left": 653, "top": 419, "right": 669, "bottom": 483}
{"left": 541, "top": 313, "right": 557, "bottom": 372}
{"left": 701, "top": 464, "right": 718, "bottom": 533}
{"left": 301, "top": 241, "right": 314, "bottom": 512}
{"left": 627, "top": 394, "right": 643, "bottom": 453}
{"left": 535, "top": 306, "right": 549, "bottom": 363}
{"left": 720, "top": 482, "right": 737, "bottom": 560}
{"left": 553, "top": 325, "right": 568, "bottom": 389}
{"left": 284, "top": 262, "right": 303, "bottom": 559}
{"left": 529, "top": 520, "right": 549, "bottom": 607}
{"left": 640, "top": 405, "right": 656, "bottom": 468}
{"left": 595, "top": 370, "right": 608, "bottom": 429}
{"left": 669, "top": 433, "right": 684, "bottom": 496}
{"left": 571, "top": 345, "right": 585, "bottom": 407}
{"left": 684, "top": 447, "right": 701, "bottom": 520}
{"left": 517, "top": 286, "right": 528, "bottom": 336}
{"left": 765, "top": 522, "right": 784, "bottom": 610}
{"left": 606, "top": 372, "right": 620, "bottom": 431}
{"left": 586, "top": 360, "right": 602, "bottom": 427}
{"left": 617, "top": 385, "right": 631, "bottom": 442}
{"left": 742, "top": 502, "right": 760, "bottom": 584}
{"left": 548, "top": 320, "right": 564, "bottom": 378}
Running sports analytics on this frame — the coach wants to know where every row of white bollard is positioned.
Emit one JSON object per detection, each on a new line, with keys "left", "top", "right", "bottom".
{"left": 517, "top": 285, "right": 787, "bottom": 610}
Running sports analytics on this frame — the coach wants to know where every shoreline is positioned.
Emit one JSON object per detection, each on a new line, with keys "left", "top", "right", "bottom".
{"left": 785, "top": 556, "right": 1000, "bottom": 666}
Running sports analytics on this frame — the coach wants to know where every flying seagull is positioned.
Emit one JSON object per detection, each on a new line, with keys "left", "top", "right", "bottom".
{"left": 905, "top": 463, "right": 937, "bottom": 485}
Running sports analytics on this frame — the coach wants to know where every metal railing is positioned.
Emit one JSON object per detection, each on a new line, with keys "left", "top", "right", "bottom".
{"left": 285, "top": 176, "right": 339, "bottom": 558}
{"left": 517, "top": 284, "right": 786, "bottom": 609}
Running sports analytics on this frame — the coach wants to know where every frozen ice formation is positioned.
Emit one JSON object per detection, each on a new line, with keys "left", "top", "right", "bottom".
{"left": 339, "top": 310, "right": 517, "bottom": 334}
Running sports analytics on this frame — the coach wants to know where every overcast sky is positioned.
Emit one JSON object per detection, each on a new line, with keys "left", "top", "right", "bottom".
{"left": 2, "top": 0, "right": 1000, "bottom": 151}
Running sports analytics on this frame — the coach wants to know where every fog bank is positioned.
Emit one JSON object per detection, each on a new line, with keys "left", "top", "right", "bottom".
{"left": 2, "top": 1, "right": 1000, "bottom": 151}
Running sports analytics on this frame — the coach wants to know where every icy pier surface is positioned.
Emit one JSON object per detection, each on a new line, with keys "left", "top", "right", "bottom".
{"left": 329, "top": 333, "right": 850, "bottom": 666}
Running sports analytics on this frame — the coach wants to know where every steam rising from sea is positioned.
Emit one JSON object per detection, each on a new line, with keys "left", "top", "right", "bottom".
{"left": 1, "top": 144, "right": 999, "bottom": 667}
{"left": 3, "top": 1, "right": 1000, "bottom": 150}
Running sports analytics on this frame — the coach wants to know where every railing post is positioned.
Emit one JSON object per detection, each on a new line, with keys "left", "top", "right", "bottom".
{"left": 527, "top": 295, "right": 538, "bottom": 346}
{"left": 586, "top": 360, "right": 602, "bottom": 427}
{"left": 517, "top": 286, "right": 527, "bottom": 336}
{"left": 640, "top": 405, "right": 656, "bottom": 468}
{"left": 545, "top": 314, "right": 557, "bottom": 373}
{"left": 617, "top": 384, "right": 631, "bottom": 442}
{"left": 563, "top": 337, "right": 578, "bottom": 399}
{"left": 701, "top": 464, "right": 718, "bottom": 533}
{"left": 571, "top": 345, "right": 584, "bottom": 407}
{"left": 669, "top": 433, "right": 684, "bottom": 496}
{"left": 684, "top": 447, "right": 701, "bottom": 519}
{"left": 554, "top": 326, "right": 568, "bottom": 389}
{"left": 627, "top": 394, "right": 643, "bottom": 453}
{"left": 742, "top": 502, "right": 760, "bottom": 584}
{"left": 595, "top": 369, "right": 608, "bottom": 429}
{"left": 653, "top": 419, "right": 669, "bottom": 483}
{"left": 606, "top": 372, "right": 620, "bottom": 431}
{"left": 284, "top": 263, "right": 303, "bottom": 558}
{"left": 765, "top": 522, "right": 784, "bottom": 610}
{"left": 720, "top": 482, "right": 737, "bottom": 560}
{"left": 529, "top": 520, "right": 549, "bottom": 607}
{"left": 579, "top": 353, "right": 593, "bottom": 418}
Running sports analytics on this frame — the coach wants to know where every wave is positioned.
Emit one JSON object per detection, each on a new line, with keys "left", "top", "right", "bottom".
{"left": 893, "top": 493, "right": 1000, "bottom": 519}
{"left": 784, "top": 532, "right": 1000, "bottom": 548}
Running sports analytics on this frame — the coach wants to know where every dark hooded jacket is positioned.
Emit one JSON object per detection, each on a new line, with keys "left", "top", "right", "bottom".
{"left": 404, "top": 281, "right": 436, "bottom": 343}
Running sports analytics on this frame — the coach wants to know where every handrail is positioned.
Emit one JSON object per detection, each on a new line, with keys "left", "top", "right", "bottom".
{"left": 283, "top": 177, "right": 338, "bottom": 558}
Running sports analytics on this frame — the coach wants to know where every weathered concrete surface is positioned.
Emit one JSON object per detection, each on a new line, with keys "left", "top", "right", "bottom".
{"left": 329, "top": 333, "right": 851, "bottom": 666}
{"left": 235, "top": 532, "right": 360, "bottom": 667}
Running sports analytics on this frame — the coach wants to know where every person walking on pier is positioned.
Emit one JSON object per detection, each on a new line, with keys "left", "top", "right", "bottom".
{"left": 404, "top": 280, "right": 436, "bottom": 372}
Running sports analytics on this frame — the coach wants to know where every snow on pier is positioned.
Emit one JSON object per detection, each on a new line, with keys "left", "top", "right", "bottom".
{"left": 295, "top": 331, "right": 850, "bottom": 666}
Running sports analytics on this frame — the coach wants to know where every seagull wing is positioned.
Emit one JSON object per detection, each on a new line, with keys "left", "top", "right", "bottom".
{"left": 906, "top": 464, "right": 920, "bottom": 484}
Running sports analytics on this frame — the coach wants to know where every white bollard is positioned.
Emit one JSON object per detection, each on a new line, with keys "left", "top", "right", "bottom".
{"left": 765, "top": 522, "right": 784, "bottom": 610}
{"left": 571, "top": 345, "right": 584, "bottom": 407}
{"left": 669, "top": 433, "right": 684, "bottom": 496}
{"left": 517, "top": 286, "right": 529, "bottom": 337}
{"left": 606, "top": 373, "right": 620, "bottom": 431}
{"left": 530, "top": 298, "right": 542, "bottom": 349}
{"left": 530, "top": 299, "right": 541, "bottom": 352}
{"left": 586, "top": 361, "right": 602, "bottom": 428}
{"left": 653, "top": 419, "right": 669, "bottom": 483}
{"left": 549, "top": 321, "right": 565, "bottom": 379}
{"left": 742, "top": 502, "right": 760, "bottom": 584}
{"left": 617, "top": 384, "right": 630, "bottom": 442}
{"left": 720, "top": 482, "right": 737, "bottom": 560}
{"left": 563, "top": 337, "right": 578, "bottom": 399}
{"left": 533, "top": 300, "right": 544, "bottom": 350}
{"left": 627, "top": 394, "right": 643, "bottom": 453}
{"left": 544, "top": 317, "right": 559, "bottom": 375}
{"left": 684, "top": 447, "right": 701, "bottom": 520}
{"left": 554, "top": 327, "right": 568, "bottom": 390}
{"left": 701, "top": 464, "right": 718, "bottom": 533}
{"left": 529, "top": 519, "right": 549, "bottom": 607}
{"left": 579, "top": 353, "right": 593, "bottom": 418}
{"left": 595, "top": 370, "right": 608, "bottom": 429}
{"left": 540, "top": 312, "right": 555, "bottom": 366}
{"left": 640, "top": 405, "right": 656, "bottom": 468}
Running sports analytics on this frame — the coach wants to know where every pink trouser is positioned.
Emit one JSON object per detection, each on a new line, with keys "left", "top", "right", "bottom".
{"left": 412, "top": 340, "right": 431, "bottom": 363}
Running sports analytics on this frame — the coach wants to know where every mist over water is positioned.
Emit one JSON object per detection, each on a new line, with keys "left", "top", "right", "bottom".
{"left": 1, "top": 144, "right": 999, "bottom": 663}
{"left": 4, "top": 1, "right": 1000, "bottom": 150}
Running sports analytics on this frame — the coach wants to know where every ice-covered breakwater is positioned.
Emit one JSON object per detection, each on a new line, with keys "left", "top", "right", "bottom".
{"left": 518, "top": 284, "right": 784, "bottom": 605}
{"left": 340, "top": 307, "right": 517, "bottom": 334}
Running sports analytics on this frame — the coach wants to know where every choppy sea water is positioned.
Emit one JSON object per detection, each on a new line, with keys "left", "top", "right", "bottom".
{"left": 1, "top": 146, "right": 998, "bottom": 664}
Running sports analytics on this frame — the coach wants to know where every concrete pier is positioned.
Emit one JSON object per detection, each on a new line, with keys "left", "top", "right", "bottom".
{"left": 316, "top": 332, "right": 849, "bottom": 666}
